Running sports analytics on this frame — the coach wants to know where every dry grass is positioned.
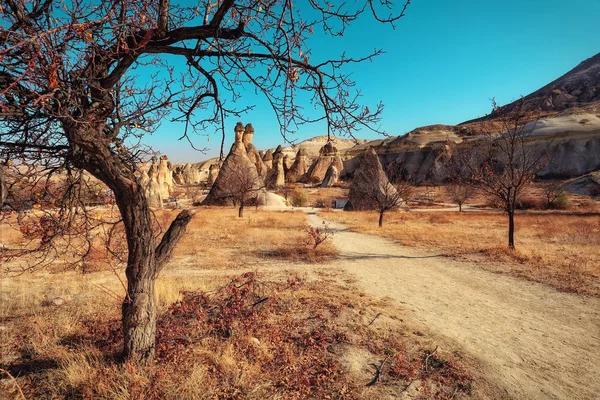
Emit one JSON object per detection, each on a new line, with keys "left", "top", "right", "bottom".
{"left": 1, "top": 270, "right": 474, "bottom": 399}
{"left": 170, "top": 207, "right": 338, "bottom": 268}
{"left": 322, "top": 209, "right": 600, "bottom": 296}
{"left": 2, "top": 208, "right": 480, "bottom": 398}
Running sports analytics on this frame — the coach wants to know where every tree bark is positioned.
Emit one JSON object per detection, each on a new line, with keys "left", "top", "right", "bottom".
{"left": 508, "top": 210, "right": 515, "bottom": 249}
{"left": 239, "top": 203, "right": 244, "bottom": 218}
{"left": 378, "top": 210, "right": 384, "bottom": 227}
{"left": 459, "top": 203, "right": 462, "bottom": 212}
{"left": 67, "top": 124, "right": 192, "bottom": 364}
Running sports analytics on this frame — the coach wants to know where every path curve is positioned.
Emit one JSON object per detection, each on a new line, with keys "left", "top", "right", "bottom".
{"left": 308, "top": 213, "right": 600, "bottom": 400}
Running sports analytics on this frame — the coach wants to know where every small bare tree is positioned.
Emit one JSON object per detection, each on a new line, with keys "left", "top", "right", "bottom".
{"left": 455, "top": 99, "right": 549, "bottom": 249}
{"left": 446, "top": 184, "right": 476, "bottom": 212}
{"left": 355, "top": 177, "right": 413, "bottom": 227}
{"left": 542, "top": 181, "right": 566, "bottom": 209}
{"left": 219, "top": 167, "right": 264, "bottom": 218}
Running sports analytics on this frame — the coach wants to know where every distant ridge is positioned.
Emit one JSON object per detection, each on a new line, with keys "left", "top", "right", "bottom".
{"left": 462, "top": 52, "right": 600, "bottom": 124}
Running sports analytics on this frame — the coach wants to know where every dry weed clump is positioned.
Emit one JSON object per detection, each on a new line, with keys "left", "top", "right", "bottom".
{"left": 324, "top": 210, "right": 600, "bottom": 296}
{"left": 2, "top": 272, "right": 475, "bottom": 400}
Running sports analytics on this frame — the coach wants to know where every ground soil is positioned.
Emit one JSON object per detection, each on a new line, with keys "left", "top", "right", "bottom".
{"left": 307, "top": 212, "right": 600, "bottom": 400}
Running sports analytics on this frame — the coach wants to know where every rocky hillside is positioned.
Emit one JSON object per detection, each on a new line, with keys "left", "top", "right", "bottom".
{"left": 191, "top": 52, "right": 600, "bottom": 187}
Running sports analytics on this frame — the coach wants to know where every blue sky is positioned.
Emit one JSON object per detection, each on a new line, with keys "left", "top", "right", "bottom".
{"left": 147, "top": 0, "right": 600, "bottom": 162}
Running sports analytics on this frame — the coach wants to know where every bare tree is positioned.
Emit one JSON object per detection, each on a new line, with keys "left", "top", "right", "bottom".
{"left": 0, "top": 0, "right": 410, "bottom": 363}
{"left": 355, "top": 176, "right": 413, "bottom": 227}
{"left": 446, "top": 183, "right": 476, "bottom": 212}
{"left": 455, "top": 99, "right": 549, "bottom": 249}
{"left": 541, "top": 181, "right": 566, "bottom": 209}
{"left": 219, "top": 167, "right": 264, "bottom": 218}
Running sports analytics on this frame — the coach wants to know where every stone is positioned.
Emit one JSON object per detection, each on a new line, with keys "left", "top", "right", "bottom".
{"left": 265, "top": 145, "right": 286, "bottom": 189}
{"left": 306, "top": 142, "right": 344, "bottom": 183}
{"left": 173, "top": 163, "right": 201, "bottom": 185}
{"left": 262, "top": 149, "right": 274, "bottom": 171}
{"left": 207, "top": 163, "right": 220, "bottom": 186}
{"left": 287, "top": 148, "right": 309, "bottom": 180}
{"left": 321, "top": 165, "right": 339, "bottom": 187}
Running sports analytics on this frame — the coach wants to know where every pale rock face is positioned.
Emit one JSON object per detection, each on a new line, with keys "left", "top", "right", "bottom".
{"left": 262, "top": 149, "right": 274, "bottom": 170}
{"left": 156, "top": 155, "right": 173, "bottom": 198}
{"left": 146, "top": 179, "right": 163, "bottom": 208}
{"left": 287, "top": 148, "right": 309, "bottom": 180}
{"left": 321, "top": 165, "right": 339, "bottom": 187}
{"left": 173, "top": 163, "right": 201, "bottom": 185}
{"left": 306, "top": 142, "right": 344, "bottom": 183}
{"left": 265, "top": 145, "right": 286, "bottom": 188}
{"left": 207, "top": 163, "right": 220, "bottom": 187}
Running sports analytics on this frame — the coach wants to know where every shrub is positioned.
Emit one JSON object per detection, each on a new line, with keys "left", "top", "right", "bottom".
{"left": 290, "top": 189, "right": 308, "bottom": 207}
{"left": 550, "top": 192, "right": 569, "bottom": 209}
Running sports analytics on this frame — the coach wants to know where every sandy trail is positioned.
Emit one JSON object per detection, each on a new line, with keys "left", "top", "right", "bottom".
{"left": 308, "top": 213, "right": 600, "bottom": 400}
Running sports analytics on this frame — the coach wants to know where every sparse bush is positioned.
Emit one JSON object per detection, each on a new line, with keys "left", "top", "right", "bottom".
{"left": 290, "top": 189, "right": 309, "bottom": 207}
{"left": 303, "top": 221, "right": 334, "bottom": 248}
{"left": 552, "top": 192, "right": 569, "bottom": 209}
{"left": 543, "top": 182, "right": 568, "bottom": 209}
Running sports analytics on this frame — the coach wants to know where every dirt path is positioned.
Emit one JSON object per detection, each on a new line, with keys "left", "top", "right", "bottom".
{"left": 308, "top": 213, "right": 600, "bottom": 400}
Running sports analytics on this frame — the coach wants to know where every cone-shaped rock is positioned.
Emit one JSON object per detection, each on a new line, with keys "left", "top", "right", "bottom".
{"left": 203, "top": 123, "right": 263, "bottom": 205}
{"left": 287, "top": 148, "right": 309, "bottom": 180}
{"left": 156, "top": 155, "right": 173, "bottom": 198}
{"left": 265, "top": 145, "right": 286, "bottom": 189}
{"left": 207, "top": 163, "right": 220, "bottom": 187}
{"left": 346, "top": 148, "right": 396, "bottom": 210}
{"left": 262, "top": 149, "right": 274, "bottom": 171}
{"left": 321, "top": 165, "right": 340, "bottom": 187}
{"left": 146, "top": 180, "right": 163, "bottom": 208}
{"left": 306, "top": 142, "right": 343, "bottom": 183}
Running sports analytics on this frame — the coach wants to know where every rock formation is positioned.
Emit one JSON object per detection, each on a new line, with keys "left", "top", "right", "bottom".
{"left": 244, "top": 123, "right": 269, "bottom": 177}
{"left": 139, "top": 168, "right": 163, "bottom": 208}
{"left": 207, "top": 163, "right": 220, "bottom": 186}
{"left": 173, "top": 163, "right": 201, "bottom": 185}
{"left": 321, "top": 165, "right": 340, "bottom": 187}
{"left": 287, "top": 148, "right": 309, "bottom": 180}
{"left": 203, "top": 122, "right": 263, "bottom": 205}
{"left": 265, "top": 145, "right": 286, "bottom": 188}
{"left": 262, "top": 149, "right": 274, "bottom": 171}
{"left": 346, "top": 148, "right": 396, "bottom": 210}
{"left": 149, "top": 155, "right": 173, "bottom": 198}
{"left": 146, "top": 180, "right": 164, "bottom": 208}
{"left": 306, "top": 142, "right": 344, "bottom": 183}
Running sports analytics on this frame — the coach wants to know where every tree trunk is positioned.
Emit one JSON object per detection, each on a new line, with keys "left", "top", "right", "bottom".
{"left": 239, "top": 203, "right": 244, "bottom": 218}
{"left": 378, "top": 210, "right": 384, "bottom": 227}
{"left": 508, "top": 210, "right": 515, "bottom": 249}
{"left": 115, "top": 180, "right": 158, "bottom": 363}
{"left": 67, "top": 124, "right": 193, "bottom": 364}
{"left": 458, "top": 202, "right": 462, "bottom": 212}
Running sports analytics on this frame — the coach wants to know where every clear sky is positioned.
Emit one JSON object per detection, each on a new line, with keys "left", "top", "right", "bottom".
{"left": 146, "top": 0, "right": 600, "bottom": 162}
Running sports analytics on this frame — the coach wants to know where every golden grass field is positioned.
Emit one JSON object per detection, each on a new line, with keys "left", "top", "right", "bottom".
{"left": 321, "top": 209, "right": 600, "bottom": 296}
{"left": 1, "top": 208, "right": 479, "bottom": 399}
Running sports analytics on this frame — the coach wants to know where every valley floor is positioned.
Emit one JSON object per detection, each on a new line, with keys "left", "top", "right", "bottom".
{"left": 309, "top": 212, "right": 600, "bottom": 399}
